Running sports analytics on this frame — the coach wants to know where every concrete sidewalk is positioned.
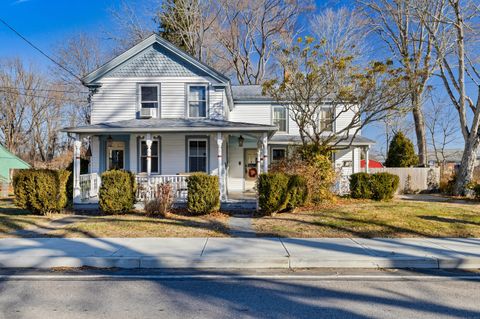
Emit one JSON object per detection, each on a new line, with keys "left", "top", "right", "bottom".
{"left": 0, "top": 237, "right": 479, "bottom": 269}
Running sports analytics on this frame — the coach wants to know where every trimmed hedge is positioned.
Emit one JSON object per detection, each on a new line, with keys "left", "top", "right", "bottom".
{"left": 349, "top": 172, "right": 399, "bottom": 201}
{"left": 12, "top": 169, "right": 70, "bottom": 215}
{"left": 370, "top": 172, "right": 399, "bottom": 200}
{"left": 257, "top": 172, "right": 290, "bottom": 215}
{"left": 285, "top": 174, "right": 308, "bottom": 210}
{"left": 257, "top": 172, "right": 308, "bottom": 215}
{"left": 99, "top": 170, "right": 136, "bottom": 214}
{"left": 350, "top": 173, "right": 373, "bottom": 199}
{"left": 186, "top": 173, "right": 220, "bottom": 214}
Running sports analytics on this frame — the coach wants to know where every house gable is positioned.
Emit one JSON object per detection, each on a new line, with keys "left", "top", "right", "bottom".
{"left": 83, "top": 34, "right": 229, "bottom": 85}
{"left": 105, "top": 43, "right": 208, "bottom": 78}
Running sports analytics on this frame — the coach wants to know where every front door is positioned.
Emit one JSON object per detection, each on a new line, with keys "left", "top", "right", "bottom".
{"left": 244, "top": 149, "right": 258, "bottom": 192}
{"left": 107, "top": 141, "right": 125, "bottom": 170}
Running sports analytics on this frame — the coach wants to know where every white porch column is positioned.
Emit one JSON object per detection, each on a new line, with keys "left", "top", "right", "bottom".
{"left": 216, "top": 132, "right": 224, "bottom": 201}
{"left": 73, "top": 135, "right": 82, "bottom": 204}
{"left": 351, "top": 147, "right": 356, "bottom": 174}
{"left": 256, "top": 142, "right": 262, "bottom": 176}
{"left": 365, "top": 146, "right": 370, "bottom": 173}
{"left": 146, "top": 134, "right": 152, "bottom": 178}
{"left": 262, "top": 132, "right": 268, "bottom": 173}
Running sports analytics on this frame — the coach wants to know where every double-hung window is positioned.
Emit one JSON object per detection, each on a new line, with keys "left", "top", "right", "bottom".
{"left": 187, "top": 139, "right": 208, "bottom": 172}
{"left": 140, "top": 85, "right": 159, "bottom": 109}
{"left": 188, "top": 85, "right": 207, "bottom": 118}
{"left": 139, "top": 140, "right": 160, "bottom": 173}
{"left": 319, "top": 108, "right": 334, "bottom": 132}
{"left": 273, "top": 106, "right": 287, "bottom": 133}
{"left": 272, "top": 148, "right": 286, "bottom": 163}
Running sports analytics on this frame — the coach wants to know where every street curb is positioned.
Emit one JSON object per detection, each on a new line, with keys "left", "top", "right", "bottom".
{"left": 0, "top": 256, "right": 479, "bottom": 269}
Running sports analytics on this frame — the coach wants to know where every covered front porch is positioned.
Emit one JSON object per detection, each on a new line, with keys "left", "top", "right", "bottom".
{"left": 64, "top": 118, "right": 277, "bottom": 207}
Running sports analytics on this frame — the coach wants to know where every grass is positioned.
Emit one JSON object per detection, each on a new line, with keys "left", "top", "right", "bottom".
{"left": 253, "top": 198, "right": 480, "bottom": 238}
{"left": 0, "top": 197, "right": 67, "bottom": 237}
{"left": 48, "top": 211, "right": 230, "bottom": 238}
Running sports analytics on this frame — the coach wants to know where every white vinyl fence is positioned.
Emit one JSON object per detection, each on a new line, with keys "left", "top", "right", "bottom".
{"left": 370, "top": 167, "right": 440, "bottom": 194}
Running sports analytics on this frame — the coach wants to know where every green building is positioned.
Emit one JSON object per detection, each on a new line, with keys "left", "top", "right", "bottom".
{"left": 0, "top": 144, "right": 30, "bottom": 182}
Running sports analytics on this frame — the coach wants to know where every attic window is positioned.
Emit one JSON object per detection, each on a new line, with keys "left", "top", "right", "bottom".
{"left": 140, "top": 85, "right": 159, "bottom": 109}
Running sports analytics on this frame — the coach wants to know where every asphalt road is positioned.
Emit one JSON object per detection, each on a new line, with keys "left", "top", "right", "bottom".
{"left": 0, "top": 269, "right": 479, "bottom": 319}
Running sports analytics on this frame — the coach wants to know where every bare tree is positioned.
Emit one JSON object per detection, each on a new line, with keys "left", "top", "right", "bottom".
{"left": 360, "top": 0, "right": 443, "bottom": 167}
{"left": 156, "top": 0, "right": 220, "bottom": 62}
{"left": 211, "top": 0, "right": 310, "bottom": 85}
{"left": 414, "top": 0, "right": 480, "bottom": 195}
{"left": 0, "top": 58, "right": 66, "bottom": 162}
{"left": 107, "top": 0, "right": 156, "bottom": 52}
{"left": 425, "top": 94, "right": 458, "bottom": 166}
{"left": 51, "top": 32, "right": 108, "bottom": 125}
{"left": 264, "top": 37, "right": 410, "bottom": 151}
{"left": 310, "top": 7, "right": 371, "bottom": 62}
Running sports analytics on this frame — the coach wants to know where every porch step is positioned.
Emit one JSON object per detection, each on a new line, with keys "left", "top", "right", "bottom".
{"left": 221, "top": 201, "right": 257, "bottom": 213}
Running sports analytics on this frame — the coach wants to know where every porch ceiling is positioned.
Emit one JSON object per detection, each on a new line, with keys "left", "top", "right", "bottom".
{"left": 62, "top": 118, "right": 277, "bottom": 135}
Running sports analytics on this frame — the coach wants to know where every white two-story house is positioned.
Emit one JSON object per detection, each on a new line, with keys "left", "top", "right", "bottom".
{"left": 63, "top": 34, "right": 374, "bottom": 206}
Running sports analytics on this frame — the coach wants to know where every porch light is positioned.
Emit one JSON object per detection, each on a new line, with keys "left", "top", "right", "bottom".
{"left": 238, "top": 135, "right": 244, "bottom": 147}
{"left": 107, "top": 135, "right": 113, "bottom": 147}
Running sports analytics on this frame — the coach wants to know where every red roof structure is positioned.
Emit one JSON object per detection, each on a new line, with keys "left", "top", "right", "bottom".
{"left": 360, "top": 159, "right": 384, "bottom": 169}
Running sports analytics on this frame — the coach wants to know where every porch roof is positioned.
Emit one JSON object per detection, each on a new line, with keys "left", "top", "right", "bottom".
{"left": 270, "top": 134, "right": 375, "bottom": 146}
{"left": 62, "top": 118, "right": 277, "bottom": 135}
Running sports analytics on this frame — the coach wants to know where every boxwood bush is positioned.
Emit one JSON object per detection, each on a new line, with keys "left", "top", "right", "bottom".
{"left": 370, "top": 172, "right": 400, "bottom": 200}
{"left": 284, "top": 174, "right": 308, "bottom": 210}
{"left": 186, "top": 173, "right": 220, "bottom": 214}
{"left": 257, "top": 172, "right": 290, "bottom": 215}
{"left": 349, "top": 172, "right": 399, "bottom": 201}
{"left": 99, "top": 170, "right": 136, "bottom": 214}
{"left": 350, "top": 173, "right": 373, "bottom": 199}
{"left": 13, "top": 169, "right": 70, "bottom": 215}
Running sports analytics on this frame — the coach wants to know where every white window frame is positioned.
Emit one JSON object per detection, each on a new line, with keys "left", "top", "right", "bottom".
{"left": 272, "top": 105, "right": 288, "bottom": 133}
{"left": 138, "top": 137, "right": 161, "bottom": 174}
{"left": 187, "top": 84, "right": 209, "bottom": 118}
{"left": 187, "top": 138, "right": 209, "bottom": 173}
{"left": 271, "top": 147, "right": 287, "bottom": 163}
{"left": 139, "top": 84, "right": 160, "bottom": 113}
{"left": 319, "top": 107, "right": 334, "bottom": 132}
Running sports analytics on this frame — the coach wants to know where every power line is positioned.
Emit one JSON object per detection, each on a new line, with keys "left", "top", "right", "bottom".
{"left": 0, "top": 88, "right": 87, "bottom": 104}
{"left": 0, "top": 86, "right": 89, "bottom": 95}
{"left": 0, "top": 17, "right": 84, "bottom": 83}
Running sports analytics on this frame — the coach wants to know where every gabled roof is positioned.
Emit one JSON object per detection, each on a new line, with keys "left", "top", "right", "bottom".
{"left": 231, "top": 85, "right": 273, "bottom": 102}
{"left": 0, "top": 144, "right": 30, "bottom": 181}
{"left": 82, "top": 34, "right": 230, "bottom": 85}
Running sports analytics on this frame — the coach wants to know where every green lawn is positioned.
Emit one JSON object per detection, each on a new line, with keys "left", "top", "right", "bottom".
{"left": 253, "top": 199, "right": 480, "bottom": 238}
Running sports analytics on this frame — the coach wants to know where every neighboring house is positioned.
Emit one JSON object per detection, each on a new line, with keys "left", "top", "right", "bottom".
{"left": 63, "top": 34, "right": 374, "bottom": 206}
{"left": 427, "top": 149, "right": 480, "bottom": 173}
{"left": 0, "top": 144, "right": 30, "bottom": 197}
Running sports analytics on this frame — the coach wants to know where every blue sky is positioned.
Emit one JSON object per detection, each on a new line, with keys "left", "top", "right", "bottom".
{"left": 0, "top": 0, "right": 462, "bottom": 156}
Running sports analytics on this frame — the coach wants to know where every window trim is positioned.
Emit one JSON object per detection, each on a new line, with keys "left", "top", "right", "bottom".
{"left": 138, "top": 83, "right": 160, "bottom": 117}
{"left": 319, "top": 107, "right": 335, "bottom": 132}
{"left": 271, "top": 147, "right": 287, "bottom": 163}
{"left": 272, "top": 105, "right": 288, "bottom": 133}
{"left": 186, "top": 83, "right": 209, "bottom": 118}
{"left": 185, "top": 136, "right": 210, "bottom": 173}
{"left": 137, "top": 137, "right": 161, "bottom": 174}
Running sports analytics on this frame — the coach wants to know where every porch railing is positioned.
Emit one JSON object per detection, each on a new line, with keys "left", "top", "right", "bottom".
{"left": 79, "top": 173, "right": 100, "bottom": 201}
{"left": 135, "top": 175, "right": 188, "bottom": 202}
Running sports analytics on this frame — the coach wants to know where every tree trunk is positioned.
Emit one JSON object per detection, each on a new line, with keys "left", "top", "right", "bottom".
{"left": 412, "top": 96, "right": 428, "bottom": 167}
{"left": 453, "top": 137, "right": 480, "bottom": 196}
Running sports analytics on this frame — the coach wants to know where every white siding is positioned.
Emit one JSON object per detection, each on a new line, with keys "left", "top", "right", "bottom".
{"left": 335, "top": 147, "right": 361, "bottom": 174}
{"left": 91, "top": 77, "right": 226, "bottom": 124}
{"left": 124, "top": 133, "right": 219, "bottom": 175}
{"left": 229, "top": 103, "right": 271, "bottom": 125}
{"left": 335, "top": 104, "right": 358, "bottom": 134}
